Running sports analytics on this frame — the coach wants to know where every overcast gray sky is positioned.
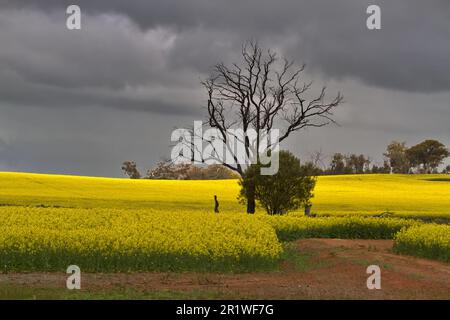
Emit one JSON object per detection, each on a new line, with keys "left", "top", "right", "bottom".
{"left": 0, "top": 0, "right": 449, "bottom": 177}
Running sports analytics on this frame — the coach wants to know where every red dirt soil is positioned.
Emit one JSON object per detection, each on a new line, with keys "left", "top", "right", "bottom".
{"left": 1, "top": 239, "right": 449, "bottom": 299}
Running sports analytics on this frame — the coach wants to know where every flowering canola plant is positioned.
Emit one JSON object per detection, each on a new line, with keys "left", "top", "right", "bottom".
{"left": 0, "top": 172, "right": 448, "bottom": 271}
{"left": 1, "top": 172, "right": 450, "bottom": 218}
{"left": 0, "top": 207, "right": 282, "bottom": 272}
{"left": 394, "top": 224, "right": 450, "bottom": 263}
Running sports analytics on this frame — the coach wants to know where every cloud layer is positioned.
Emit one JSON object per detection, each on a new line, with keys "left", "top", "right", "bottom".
{"left": 0, "top": 0, "right": 449, "bottom": 175}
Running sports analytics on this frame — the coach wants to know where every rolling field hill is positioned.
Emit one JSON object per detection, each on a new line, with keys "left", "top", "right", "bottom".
{"left": 0, "top": 172, "right": 449, "bottom": 218}
{"left": 0, "top": 171, "right": 448, "bottom": 276}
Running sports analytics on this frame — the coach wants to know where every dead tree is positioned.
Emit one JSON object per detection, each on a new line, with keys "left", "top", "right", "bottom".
{"left": 309, "top": 149, "right": 327, "bottom": 170}
{"left": 187, "top": 41, "right": 343, "bottom": 213}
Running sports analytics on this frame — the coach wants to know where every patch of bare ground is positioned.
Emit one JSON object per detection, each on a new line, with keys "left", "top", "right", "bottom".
{"left": 1, "top": 239, "right": 449, "bottom": 299}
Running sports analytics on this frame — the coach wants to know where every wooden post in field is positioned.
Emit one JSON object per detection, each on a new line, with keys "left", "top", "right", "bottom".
{"left": 214, "top": 195, "right": 219, "bottom": 213}
{"left": 304, "top": 204, "right": 312, "bottom": 216}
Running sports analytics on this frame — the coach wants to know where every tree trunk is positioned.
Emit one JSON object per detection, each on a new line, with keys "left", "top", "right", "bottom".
{"left": 246, "top": 182, "right": 256, "bottom": 214}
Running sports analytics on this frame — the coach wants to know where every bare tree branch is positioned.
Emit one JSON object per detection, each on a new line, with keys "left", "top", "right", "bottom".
{"left": 189, "top": 40, "right": 343, "bottom": 176}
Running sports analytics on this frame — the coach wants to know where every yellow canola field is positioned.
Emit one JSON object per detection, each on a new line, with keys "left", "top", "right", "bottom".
{"left": 0, "top": 172, "right": 449, "bottom": 218}
{"left": 394, "top": 224, "right": 450, "bottom": 262}
{"left": 0, "top": 172, "right": 448, "bottom": 271}
{"left": 0, "top": 206, "right": 282, "bottom": 272}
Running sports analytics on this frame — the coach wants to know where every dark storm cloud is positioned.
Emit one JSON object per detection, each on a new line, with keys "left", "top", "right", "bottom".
{"left": 2, "top": 0, "right": 450, "bottom": 93}
{"left": 0, "top": 0, "right": 449, "bottom": 176}
{"left": 286, "top": 0, "right": 450, "bottom": 92}
{"left": 0, "top": 74, "right": 197, "bottom": 115}
{"left": 0, "top": 8, "right": 203, "bottom": 115}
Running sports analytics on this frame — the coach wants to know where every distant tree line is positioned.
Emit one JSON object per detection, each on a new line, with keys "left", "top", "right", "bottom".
{"left": 317, "top": 139, "right": 449, "bottom": 175}
{"left": 122, "top": 139, "right": 449, "bottom": 180}
{"left": 121, "top": 160, "right": 239, "bottom": 180}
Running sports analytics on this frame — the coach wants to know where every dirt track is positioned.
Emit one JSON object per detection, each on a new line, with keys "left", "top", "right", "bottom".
{"left": 1, "top": 239, "right": 449, "bottom": 299}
